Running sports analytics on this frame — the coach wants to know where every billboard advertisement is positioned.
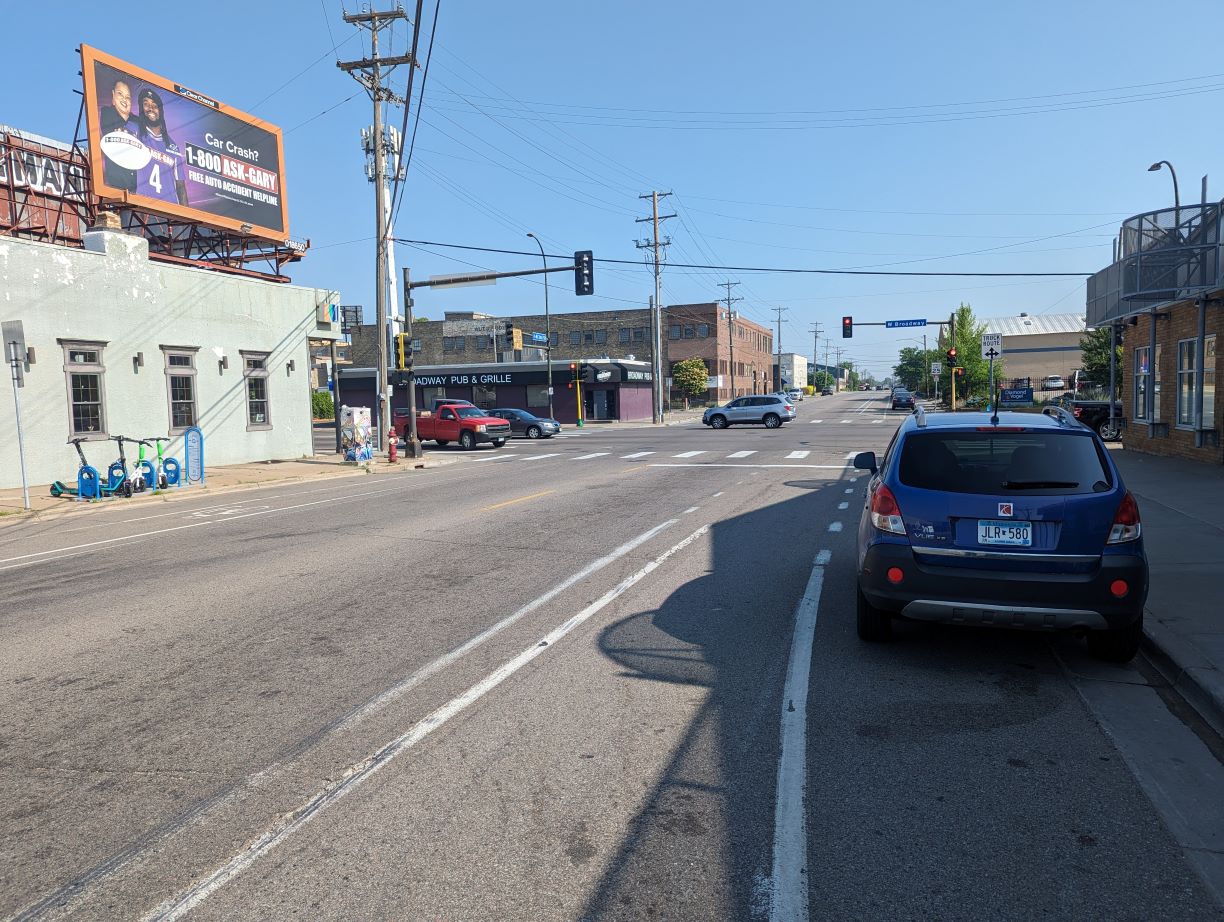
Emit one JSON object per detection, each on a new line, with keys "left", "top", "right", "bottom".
{"left": 81, "top": 45, "right": 288, "bottom": 241}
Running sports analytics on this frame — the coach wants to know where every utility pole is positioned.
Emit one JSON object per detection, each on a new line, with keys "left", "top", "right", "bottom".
{"left": 720, "top": 280, "right": 742, "bottom": 399}
{"left": 338, "top": 5, "right": 413, "bottom": 452}
{"left": 808, "top": 322, "right": 822, "bottom": 389}
{"left": 771, "top": 306, "right": 787, "bottom": 391}
{"left": 833, "top": 346, "right": 846, "bottom": 392}
{"left": 823, "top": 337, "right": 832, "bottom": 391}
{"left": 636, "top": 191, "right": 674, "bottom": 423}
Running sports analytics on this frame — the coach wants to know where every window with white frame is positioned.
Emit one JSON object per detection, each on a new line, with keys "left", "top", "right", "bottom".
{"left": 162, "top": 347, "right": 198, "bottom": 432}
{"left": 1133, "top": 346, "right": 1150, "bottom": 420}
{"left": 62, "top": 341, "right": 108, "bottom": 437}
{"left": 1177, "top": 339, "right": 1198, "bottom": 427}
{"left": 242, "top": 351, "right": 271, "bottom": 429}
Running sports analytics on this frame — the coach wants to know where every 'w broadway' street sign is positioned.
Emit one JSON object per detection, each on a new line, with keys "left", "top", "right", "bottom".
{"left": 885, "top": 319, "right": 927, "bottom": 328}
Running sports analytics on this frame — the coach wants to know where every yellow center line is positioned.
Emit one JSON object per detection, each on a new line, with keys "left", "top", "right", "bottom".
{"left": 483, "top": 489, "right": 556, "bottom": 511}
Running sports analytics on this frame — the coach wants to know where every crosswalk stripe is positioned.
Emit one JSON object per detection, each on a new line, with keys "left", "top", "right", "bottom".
{"left": 809, "top": 419, "right": 824, "bottom": 424}
{"left": 520, "top": 453, "right": 560, "bottom": 462}
{"left": 727, "top": 450, "right": 756, "bottom": 459}
{"left": 573, "top": 452, "right": 609, "bottom": 460}
{"left": 673, "top": 450, "right": 706, "bottom": 458}
{"left": 621, "top": 451, "right": 654, "bottom": 459}
{"left": 786, "top": 450, "right": 810, "bottom": 459}
{"left": 840, "top": 419, "right": 852, "bottom": 424}
{"left": 873, "top": 418, "right": 885, "bottom": 424}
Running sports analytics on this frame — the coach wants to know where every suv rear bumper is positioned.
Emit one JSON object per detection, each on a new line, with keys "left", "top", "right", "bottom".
{"left": 859, "top": 542, "right": 1146, "bottom": 631}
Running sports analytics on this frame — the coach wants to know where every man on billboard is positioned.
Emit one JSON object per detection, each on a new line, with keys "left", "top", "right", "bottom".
{"left": 98, "top": 78, "right": 137, "bottom": 191}
{"left": 133, "top": 88, "right": 188, "bottom": 206}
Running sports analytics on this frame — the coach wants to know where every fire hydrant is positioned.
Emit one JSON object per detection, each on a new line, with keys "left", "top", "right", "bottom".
{"left": 388, "top": 427, "right": 398, "bottom": 463}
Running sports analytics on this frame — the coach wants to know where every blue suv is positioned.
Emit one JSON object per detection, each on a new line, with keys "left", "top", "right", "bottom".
{"left": 853, "top": 407, "right": 1147, "bottom": 661}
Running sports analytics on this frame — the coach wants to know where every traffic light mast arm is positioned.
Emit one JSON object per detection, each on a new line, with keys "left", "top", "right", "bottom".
{"left": 405, "top": 264, "right": 575, "bottom": 290}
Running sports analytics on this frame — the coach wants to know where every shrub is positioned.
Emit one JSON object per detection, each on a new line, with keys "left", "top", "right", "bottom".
{"left": 312, "top": 390, "right": 335, "bottom": 419}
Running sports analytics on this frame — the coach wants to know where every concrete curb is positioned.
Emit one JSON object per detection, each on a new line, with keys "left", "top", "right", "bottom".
{"left": 1141, "top": 613, "right": 1224, "bottom": 739}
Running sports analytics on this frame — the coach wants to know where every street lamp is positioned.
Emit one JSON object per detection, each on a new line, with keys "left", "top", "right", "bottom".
{"left": 1148, "top": 160, "right": 1181, "bottom": 225}
{"left": 526, "top": 232, "right": 553, "bottom": 421}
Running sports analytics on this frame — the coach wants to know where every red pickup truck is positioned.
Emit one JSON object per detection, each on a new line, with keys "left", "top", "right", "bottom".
{"left": 397, "top": 403, "right": 512, "bottom": 450}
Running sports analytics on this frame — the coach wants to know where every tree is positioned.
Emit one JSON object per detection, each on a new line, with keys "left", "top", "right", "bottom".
{"left": 946, "top": 302, "right": 1003, "bottom": 400}
{"left": 810, "top": 369, "right": 834, "bottom": 389}
{"left": 1080, "top": 326, "right": 1123, "bottom": 394}
{"left": 672, "top": 358, "right": 710, "bottom": 407}
{"left": 893, "top": 346, "right": 927, "bottom": 392}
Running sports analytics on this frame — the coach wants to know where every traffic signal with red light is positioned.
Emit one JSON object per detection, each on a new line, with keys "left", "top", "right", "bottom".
{"left": 842, "top": 316, "right": 853, "bottom": 338}
{"left": 567, "top": 361, "right": 578, "bottom": 389}
{"left": 946, "top": 347, "right": 958, "bottom": 363}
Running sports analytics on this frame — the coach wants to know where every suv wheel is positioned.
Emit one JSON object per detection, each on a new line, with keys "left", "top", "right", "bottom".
{"left": 1086, "top": 614, "right": 1142, "bottom": 663}
{"left": 709, "top": 414, "right": 728, "bottom": 429}
{"left": 856, "top": 584, "right": 892, "bottom": 642}
{"left": 763, "top": 413, "right": 781, "bottom": 429}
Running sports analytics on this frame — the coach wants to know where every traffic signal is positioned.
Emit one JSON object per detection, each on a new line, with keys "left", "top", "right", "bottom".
{"left": 395, "top": 333, "right": 411, "bottom": 371}
{"left": 954, "top": 366, "right": 965, "bottom": 377}
{"left": 946, "top": 346, "right": 958, "bottom": 363}
{"left": 567, "top": 361, "right": 578, "bottom": 389}
{"left": 504, "top": 320, "right": 514, "bottom": 349}
{"left": 574, "top": 250, "right": 594, "bottom": 296}
{"left": 842, "top": 316, "right": 853, "bottom": 338}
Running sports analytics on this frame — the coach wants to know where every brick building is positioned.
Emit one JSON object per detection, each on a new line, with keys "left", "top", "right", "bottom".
{"left": 1087, "top": 202, "right": 1222, "bottom": 463}
{"left": 348, "top": 302, "right": 774, "bottom": 405}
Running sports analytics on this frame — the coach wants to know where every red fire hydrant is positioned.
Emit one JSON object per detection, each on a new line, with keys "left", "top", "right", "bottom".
{"left": 388, "top": 427, "right": 398, "bottom": 463}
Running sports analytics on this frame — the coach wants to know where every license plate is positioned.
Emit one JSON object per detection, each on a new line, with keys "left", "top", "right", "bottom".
{"left": 977, "top": 520, "right": 1032, "bottom": 547}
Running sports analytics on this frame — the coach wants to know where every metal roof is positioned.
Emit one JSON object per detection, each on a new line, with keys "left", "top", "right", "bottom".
{"left": 981, "top": 314, "right": 1086, "bottom": 337}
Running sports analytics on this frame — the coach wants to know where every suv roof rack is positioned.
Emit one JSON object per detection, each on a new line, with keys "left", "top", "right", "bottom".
{"left": 1041, "top": 405, "right": 1076, "bottom": 427}
{"left": 913, "top": 404, "right": 927, "bottom": 427}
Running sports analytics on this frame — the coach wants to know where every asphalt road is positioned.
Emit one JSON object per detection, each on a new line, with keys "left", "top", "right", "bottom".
{"left": 2, "top": 391, "right": 1221, "bottom": 921}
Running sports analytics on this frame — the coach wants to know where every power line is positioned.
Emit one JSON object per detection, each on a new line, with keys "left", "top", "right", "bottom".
{"left": 390, "top": 238, "right": 1092, "bottom": 277}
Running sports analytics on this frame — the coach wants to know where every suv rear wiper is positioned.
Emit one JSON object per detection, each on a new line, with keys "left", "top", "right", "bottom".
{"left": 1001, "top": 480, "right": 1079, "bottom": 489}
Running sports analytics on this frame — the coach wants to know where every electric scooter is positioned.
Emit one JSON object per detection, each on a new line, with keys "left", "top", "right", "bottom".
{"left": 49, "top": 438, "right": 108, "bottom": 499}
{"left": 148, "top": 436, "right": 179, "bottom": 490}
{"left": 133, "top": 439, "right": 157, "bottom": 492}
{"left": 107, "top": 435, "right": 141, "bottom": 498}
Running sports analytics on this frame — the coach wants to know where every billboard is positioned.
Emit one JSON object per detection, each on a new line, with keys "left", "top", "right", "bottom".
{"left": 81, "top": 45, "right": 288, "bottom": 241}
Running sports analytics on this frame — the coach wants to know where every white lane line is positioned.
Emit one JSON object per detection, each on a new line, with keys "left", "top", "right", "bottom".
{"left": 712, "top": 491, "right": 724, "bottom": 498}
{"left": 873, "top": 418, "right": 885, "bottom": 424}
{"left": 840, "top": 419, "right": 852, "bottom": 424}
{"left": 650, "top": 463, "right": 849, "bottom": 470}
{"left": 808, "top": 419, "right": 823, "bottom": 424}
{"left": 844, "top": 453, "right": 858, "bottom": 460}
{"left": 849, "top": 477, "right": 858, "bottom": 483}
{"left": 467, "top": 454, "right": 516, "bottom": 462}
{"left": 683, "top": 506, "right": 700, "bottom": 514}
{"left": 770, "top": 549, "right": 827, "bottom": 922}
{"left": 727, "top": 450, "right": 756, "bottom": 459}
{"left": 0, "top": 486, "right": 404, "bottom": 573}
{"left": 828, "top": 522, "right": 843, "bottom": 533}
{"left": 621, "top": 451, "right": 654, "bottom": 459}
{"left": 144, "top": 522, "right": 711, "bottom": 922}
{"left": 519, "top": 453, "right": 560, "bottom": 462}
{"left": 673, "top": 450, "right": 706, "bottom": 458}
{"left": 786, "top": 451, "right": 810, "bottom": 460}
{"left": 844, "top": 488, "right": 854, "bottom": 494}
{"left": 838, "top": 501, "right": 849, "bottom": 510}
{"left": 572, "top": 452, "right": 610, "bottom": 460}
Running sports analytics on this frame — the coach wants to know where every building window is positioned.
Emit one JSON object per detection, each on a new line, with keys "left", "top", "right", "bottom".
{"left": 1177, "top": 339, "right": 1198, "bottom": 427}
{"left": 1205, "top": 334, "right": 1217, "bottom": 426}
{"left": 242, "top": 352, "right": 271, "bottom": 429}
{"left": 669, "top": 324, "right": 681, "bottom": 340}
{"left": 550, "top": 331, "right": 559, "bottom": 347}
{"left": 412, "top": 338, "right": 422, "bottom": 351}
{"left": 684, "top": 325, "right": 695, "bottom": 339}
{"left": 442, "top": 336, "right": 465, "bottom": 353}
{"left": 473, "top": 335, "right": 492, "bottom": 350}
{"left": 619, "top": 328, "right": 630, "bottom": 344}
{"left": 594, "top": 330, "right": 607, "bottom": 345}
{"left": 697, "top": 323, "right": 709, "bottom": 338}
{"left": 473, "top": 383, "right": 497, "bottom": 409}
{"left": 62, "top": 340, "right": 107, "bottom": 437}
{"left": 162, "top": 347, "right": 198, "bottom": 433}
{"left": 570, "top": 331, "right": 582, "bottom": 346}
{"left": 526, "top": 385, "right": 549, "bottom": 408}
{"left": 633, "top": 327, "right": 646, "bottom": 342}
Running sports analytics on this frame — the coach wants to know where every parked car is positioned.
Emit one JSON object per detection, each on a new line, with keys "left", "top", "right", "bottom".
{"left": 786, "top": 388, "right": 804, "bottom": 402}
{"left": 702, "top": 394, "right": 796, "bottom": 429}
{"left": 821, "top": 386, "right": 834, "bottom": 396}
{"left": 487, "top": 408, "right": 561, "bottom": 439}
{"left": 405, "top": 403, "right": 512, "bottom": 450}
{"left": 429, "top": 396, "right": 474, "bottom": 410}
{"left": 1041, "top": 375, "right": 1066, "bottom": 391}
{"left": 1051, "top": 393, "right": 1121, "bottom": 440}
{"left": 890, "top": 389, "right": 916, "bottom": 410}
{"left": 852, "top": 407, "right": 1147, "bottom": 661}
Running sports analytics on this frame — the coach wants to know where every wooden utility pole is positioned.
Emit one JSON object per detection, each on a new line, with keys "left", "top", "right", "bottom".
{"left": 636, "top": 192, "right": 674, "bottom": 422}
{"left": 720, "top": 280, "right": 742, "bottom": 399}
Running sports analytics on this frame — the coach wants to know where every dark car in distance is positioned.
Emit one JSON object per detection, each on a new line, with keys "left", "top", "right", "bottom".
{"left": 853, "top": 407, "right": 1147, "bottom": 661}
{"left": 891, "top": 389, "right": 916, "bottom": 410}
{"left": 487, "top": 408, "right": 562, "bottom": 439}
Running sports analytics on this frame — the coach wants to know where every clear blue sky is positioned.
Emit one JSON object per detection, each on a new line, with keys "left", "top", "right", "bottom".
{"left": 9, "top": 1, "right": 1224, "bottom": 377}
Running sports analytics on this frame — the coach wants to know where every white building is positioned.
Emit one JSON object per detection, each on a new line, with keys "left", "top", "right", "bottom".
{"left": 0, "top": 227, "right": 338, "bottom": 490}
{"left": 772, "top": 352, "right": 809, "bottom": 390}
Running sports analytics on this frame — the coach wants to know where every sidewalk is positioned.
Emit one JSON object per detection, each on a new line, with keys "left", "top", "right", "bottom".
{"left": 1112, "top": 448, "right": 1224, "bottom": 736}
{"left": 0, "top": 451, "right": 446, "bottom": 527}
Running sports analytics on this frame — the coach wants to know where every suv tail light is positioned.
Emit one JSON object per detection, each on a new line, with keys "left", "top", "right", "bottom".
{"left": 870, "top": 483, "right": 906, "bottom": 536}
{"left": 1107, "top": 491, "right": 1141, "bottom": 544}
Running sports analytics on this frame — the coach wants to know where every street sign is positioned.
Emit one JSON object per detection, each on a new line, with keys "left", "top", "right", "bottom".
{"left": 981, "top": 332, "right": 1003, "bottom": 360}
{"left": 1000, "top": 387, "right": 1034, "bottom": 406}
{"left": 885, "top": 319, "right": 927, "bottom": 329}
{"left": 930, "top": 361, "right": 942, "bottom": 376}
{"left": 530, "top": 331, "right": 548, "bottom": 344}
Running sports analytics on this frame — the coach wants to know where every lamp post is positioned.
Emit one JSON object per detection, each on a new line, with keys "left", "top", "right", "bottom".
{"left": 526, "top": 233, "right": 553, "bottom": 421}
{"left": 1148, "top": 160, "right": 1181, "bottom": 226}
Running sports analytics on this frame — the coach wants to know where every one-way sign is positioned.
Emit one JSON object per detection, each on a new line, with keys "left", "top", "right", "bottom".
{"left": 981, "top": 332, "right": 1003, "bottom": 360}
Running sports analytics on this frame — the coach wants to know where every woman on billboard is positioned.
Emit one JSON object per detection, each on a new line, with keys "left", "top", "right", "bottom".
{"left": 133, "top": 88, "right": 189, "bottom": 206}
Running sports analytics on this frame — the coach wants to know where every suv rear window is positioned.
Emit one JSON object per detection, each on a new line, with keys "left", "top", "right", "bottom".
{"left": 898, "top": 430, "right": 1112, "bottom": 495}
